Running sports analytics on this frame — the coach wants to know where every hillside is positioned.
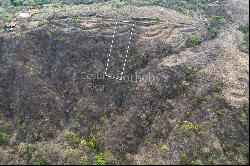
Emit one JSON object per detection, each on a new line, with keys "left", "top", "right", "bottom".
{"left": 0, "top": 0, "right": 249, "bottom": 165}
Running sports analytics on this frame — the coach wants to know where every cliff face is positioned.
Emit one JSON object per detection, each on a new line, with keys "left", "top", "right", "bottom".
{"left": 0, "top": 1, "right": 249, "bottom": 165}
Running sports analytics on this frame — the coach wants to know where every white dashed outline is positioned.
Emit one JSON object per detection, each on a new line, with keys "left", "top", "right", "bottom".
{"left": 105, "top": 22, "right": 135, "bottom": 81}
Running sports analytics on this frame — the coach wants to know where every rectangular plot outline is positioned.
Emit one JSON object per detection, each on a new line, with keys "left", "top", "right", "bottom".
{"left": 104, "top": 22, "right": 135, "bottom": 81}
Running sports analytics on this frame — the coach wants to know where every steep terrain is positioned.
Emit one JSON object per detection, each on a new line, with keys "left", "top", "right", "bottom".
{"left": 0, "top": 0, "right": 249, "bottom": 165}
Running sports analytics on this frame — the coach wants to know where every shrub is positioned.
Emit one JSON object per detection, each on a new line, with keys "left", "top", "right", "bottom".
{"left": 211, "top": 80, "right": 224, "bottom": 91}
{"left": 0, "top": 11, "right": 14, "bottom": 23}
{"left": 34, "top": 155, "right": 47, "bottom": 165}
{"left": 112, "top": 0, "right": 125, "bottom": 9}
{"left": 207, "top": 25, "right": 220, "bottom": 38}
{"left": 238, "top": 24, "right": 249, "bottom": 47}
{"left": 95, "top": 153, "right": 107, "bottom": 165}
{"left": 17, "top": 143, "right": 36, "bottom": 162}
{"left": 179, "top": 151, "right": 188, "bottom": 165}
{"left": 0, "top": 131, "right": 9, "bottom": 144}
{"left": 99, "top": 116, "right": 106, "bottom": 125}
{"left": 186, "top": 67, "right": 198, "bottom": 81}
{"left": 79, "top": 0, "right": 94, "bottom": 4}
{"left": 145, "top": 136, "right": 155, "bottom": 145}
{"left": 10, "top": 0, "right": 50, "bottom": 7}
{"left": 64, "top": 131, "right": 81, "bottom": 145}
{"left": 79, "top": 156, "right": 89, "bottom": 165}
{"left": 128, "top": 56, "right": 136, "bottom": 65}
{"left": 140, "top": 53, "right": 149, "bottom": 66}
{"left": 92, "top": 64, "right": 101, "bottom": 74}
{"left": 55, "top": 36, "right": 65, "bottom": 43}
{"left": 31, "top": 132, "right": 42, "bottom": 142}
{"left": 191, "top": 159, "right": 203, "bottom": 165}
{"left": 215, "top": 108, "right": 225, "bottom": 117}
{"left": 86, "top": 136, "right": 98, "bottom": 152}
{"left": 10, "top": 0, "right": 23, "bottom": 6}
{"left": 243, "top": 34, "right": 249, "bottom": 47}
{"left": 211, "top": 16, "right": 227, "bottom": 24}
{"left": 71, "top": 15, "right": 81, "bottom": 25}
{"left": 2, "top": 122, "right": 11, "bottom": 131}
{"left": 160, "top": 145, "right": 169, "bottom": 153}
{"left": 241, "top": 105, "right": 249, "bottom": 120}
{"left": 178, "top": 121, "right": 208, "bottom": 136}
{"left": 238, "top": 24, "right": 249, "bottom": 34}
{"left": 179, "top": 121, "right": 201, "bottom": 132}
{"left": 179, "top": 81, "right": 190, "bottom": 91}
{"left": 184, "top": 111, "right": 192, "bottom": 117}
{"left": 62, "top": 147, "right": 82, "bottom": 164}
{"left": 153, "top": 124, "right": 164, "bottom": 135}
{"left": 189, "top": 35, "right": 201, "bottom": 46}
{"left": 197, "top": 93, "right": 207, "bottom": 104}
{"left": 176, "top": 80, "right": 190, "bottom": 95}
{"left": 227, "top": 10, "right": 233, "bottom": 17}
